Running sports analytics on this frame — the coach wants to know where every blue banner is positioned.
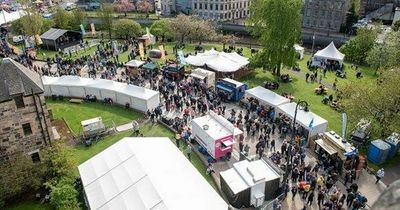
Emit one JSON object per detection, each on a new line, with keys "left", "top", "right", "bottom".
{"left": 80, "top": 24, "right": 86, "bottom": 35}
{"left": 178, "top": 50, "right": 186, "bottom": 65}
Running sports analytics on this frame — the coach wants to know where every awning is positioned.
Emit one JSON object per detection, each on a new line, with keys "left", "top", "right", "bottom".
{"left": 142, "top": 63, "right": 158, "bottom": 71}
{"left": 315, "top": 139, "right": 337, "bottom": 155}
{"left": 190, "top": 73, "right": 206, "bottom": 80}
{"left": 216, "top": 84, "right": 233, "bottom": 93}
{"left": 222, "top": 139, "right": 234, "bottom": 147}
{"left": 234, "top": 128, "right": 243, "bottom": 136}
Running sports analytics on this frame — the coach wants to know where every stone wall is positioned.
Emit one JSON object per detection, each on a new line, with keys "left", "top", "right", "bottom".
{"left": 0, "top": 94, "right": 53, "bottom": 161}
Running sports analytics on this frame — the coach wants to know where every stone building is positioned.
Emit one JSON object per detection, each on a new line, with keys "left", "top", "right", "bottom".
{"left": 192, "top": 0, "right": 250, "bottom": 21}
{"left": 0, "top": 58, "right": 53, "bottom": 162}
{"left": 302, "top": 0, "right": 349, "bottom": 33}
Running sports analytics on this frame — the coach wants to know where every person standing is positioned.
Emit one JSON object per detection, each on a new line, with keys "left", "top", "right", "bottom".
{"left": 346, "top": 190, "right": 355, "bottom": 207}
{"left": 317, "top": 189, "right": 324, "bottom": 208}
{"left": 270, "top": 139, "right": 276, "bottom": 152}
{"left": 376, "top": 168, "right": 385, "bottom": 184}
{"left": 291, "top": 185, "right": 298, "bottom": 201}
{"left": 305, "top": 72, "right": 310, "bottom": 82}
{"left": 307, "top": 191, "right": 314, "bottom": 206}
{"left": 186, "top": 144, "right": 192, "bottom": 161}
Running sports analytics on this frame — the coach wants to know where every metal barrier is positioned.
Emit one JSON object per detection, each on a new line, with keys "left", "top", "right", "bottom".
{"left": 259, "top": 193, "right": 286, "bottom": 210}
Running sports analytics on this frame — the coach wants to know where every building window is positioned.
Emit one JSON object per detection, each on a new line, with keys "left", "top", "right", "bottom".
{"left": 200, "top": 3, "right": 202, "bottom": 9}
{"left": 220, "top": 4, "right": 223, "bottom": 10}
{"left": 194, "top": 3, "right": 197, "bottom": 9}
{"left": 210, "top": 3, "right": 213, "bottom": 10}
{"left": 205, "top": 3, "right": 207, "bottom": 9}
{"left": 14, "top": 95, "right": 25, "bottom": 109}
{"left": 220, "top": 13, "right": 223, "bottom": 19}
{"left": 31, "top": 152, "right": 41, "bottom": 163}
{"left": 22, "top": 123, "right": 32, "bottom": 136}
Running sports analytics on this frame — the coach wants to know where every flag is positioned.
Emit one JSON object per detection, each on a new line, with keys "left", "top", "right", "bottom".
{"left": 35, "top": 34, "right": 42, "bottom": 45}
{"left": 308, "top": 118, "right": 314, "bottom": 129}
{"left": 342, "top": 112, "right": 348, "bottom": 141}
{"left": 90, "top": 23, "right": 96, "bottom": 35}
{"left": 112, "top": 41, "right": 119, "bottom": 55}
{"left": 178, "top": 50, "right": 186, "bottom": 65}
{"left": 138, "top": 41, "right": 145, "bottom": 59}
{"left": 146, "top": 27, "right": 150, "bottom": 37}
{"left": 159, "top": 45, "right": 166, "bottom": 61}
{"left": 80, "top": 24, "right": 86, "bottom": 35}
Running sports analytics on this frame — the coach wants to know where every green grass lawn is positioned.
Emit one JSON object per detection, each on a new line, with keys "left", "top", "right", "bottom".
{"left": 71, "top": 123, "right": 217, "bottom": 189}
{"left": 47, "top": 99, "right": 142, "bottom": 135}
{"left": 36, "top": 44, "right": 99, "bottom": 60}
{"left": 240, "top": 53, "right": 378, "bottom": 134}
{"left": 4, "top": 201, "right": 52, "bottom": 210}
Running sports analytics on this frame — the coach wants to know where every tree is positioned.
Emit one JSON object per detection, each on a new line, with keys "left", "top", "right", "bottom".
{"left": 53, "top": 7, "right": 73, "bottom": 29}
{"left": 113, "top": 0, "right": 135, "bottom": 16}
{"left": 341, "top": 2, "right": 359, "bottom": 34}
{"left": 189, "top": 19, "right": 217, "bottom": 45}
{"left": 113, "top": 19, "right": 142, "bottom": 39}
{"left": 20, "top": 11, "right": 43, "bottom": 36}
{"left": 47, "top": 178, "right": 80, "bottom": 210}
{"left": 339, "top": 27, "right": 378, "bottom": 64}
{"left": 97, "top": 4, "right": 114, "bottom": 39}
{"left": 170, "top": 15, "right": 194, "bottom": 46}
{"left": 0, "top": 152, "right": 46, "bottom": 204}
{"left": 247, "top": 0, "right": 302, "bottom": 76}
{"left": 341, "top": 70, "right": 400, "bottom": 137}
{"left": 150, "top": 19, "right": 172, "bottom": 42}
{"left": 366, "top": 30, "right": 400, "bottom": 73}
{"left": 71, "top": 8, "right": 87, "bottom": 30}
{"left": 136, "top": 0, "right": 154, "bottom": 16}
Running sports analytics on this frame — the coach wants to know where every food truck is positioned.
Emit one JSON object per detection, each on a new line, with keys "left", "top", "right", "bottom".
{"left": 216, "top": 78, "right": 247, "bottom": 102}
{"left": 163, "top": 63, "right": 185, "bottom": 81}
{"left": 81, "top": 117, "right": 105, "bottom": 138}
{"left": 191, "top": 111, "right": 243, "bottom": 160}
{"left": 190, "top": 68, "right": 216, "bottom": 88}
{"left": 312, "top": 131, "right": 357, "bottom": 174}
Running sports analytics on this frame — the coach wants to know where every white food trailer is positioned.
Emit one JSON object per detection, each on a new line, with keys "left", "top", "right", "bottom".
{"left": 190, "top": 68, "right": 216, "bottom": 88}
{"left": 191, "top": 111, "right": 243, "bottom": 160}
{"left": 81, "top": 117, "right": 105, "bottom": 138}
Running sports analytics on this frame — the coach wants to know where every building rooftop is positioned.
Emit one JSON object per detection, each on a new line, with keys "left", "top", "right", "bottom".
{"left": 0, "top": 58, "right": 43, "bottom": 102}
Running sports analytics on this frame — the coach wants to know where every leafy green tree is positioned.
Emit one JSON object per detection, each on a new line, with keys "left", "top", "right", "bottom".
{"left": 42, "top": 141, "right": 77, "bottom": 181}
{"left": 150, "top": 19, "right": 172, "bottom": 42}
{"left": 113, "top": 19, "right": 142, "bottom": 39}
{"left": 342, "top": 2, "right": 359, "bottom": 34}
{"left": 340, "top": 27, "right": 378, "bottom": 64}
{"left": 71, "top": 8, "right": 87, "bottom": 30}
{"left": 53, "top": 7, "right": 73, "bottom": 29}
{"left": 97, "top": 4, "right": 114, "bottom": 39}
{"left": 247, "top": 0, "right": 302, "bottom": 76}
{"left": 366, "top": 30, "right": 400, "bottom": 73}
{"left": 42, "top": 19, "right": 55, "bottom": 33}
{"left": 341, "top": 69, "right": 400, "bottom": 137}
{"left": 0, "top": 152, "right": 46, "bottom": 203}
{"left": 21, "top": 11, "right": 43, "bottom": 36}
{"left": 170, "top": 15, "right": 194, "bottom": 46}
{"left": 47, "top": 178, "right": 80, "bottom": 210}
{"left": 189, "top": 19, "right": 217, "bottom": 45}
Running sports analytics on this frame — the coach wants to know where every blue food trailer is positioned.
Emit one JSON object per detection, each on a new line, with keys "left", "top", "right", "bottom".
{"left": 216, "top": 78, "right": 247, "bottom": 102}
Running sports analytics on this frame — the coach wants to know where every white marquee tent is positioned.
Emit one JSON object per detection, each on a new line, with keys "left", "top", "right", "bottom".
{"left": 0, "top": 10, "right": 26, "bottom": 25}
{"left": 313, "top": 42, "right": 345, "bottom": 64}
{"left": 78, "top": 137, "right": 228, "bottom": 210}
{"left": 42, "top": 76, "right": 160, "bottom": 112}
{"left": 276, "top": 102, "right": 328, "bottom": 137}
{"left": 245, "top": 86, "right": 290, "bottom": 108}
{"left": 186, "top": 49, "right": 249, "bottom": 73}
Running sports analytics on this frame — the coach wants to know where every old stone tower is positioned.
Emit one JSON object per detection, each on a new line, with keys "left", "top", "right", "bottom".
{"left": 0, "top": 58, "right": 53, "bottom": 162}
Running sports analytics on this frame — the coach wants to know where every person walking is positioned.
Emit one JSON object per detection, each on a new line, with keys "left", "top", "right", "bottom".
{"left": 291, "top": 185, "right": 298, "bottom": 201}
{"left": 346, "top": 190, "right": 355, "bottom": 207}
{"left": 376, "top": 168, "right": 385, "bottom": 184}
{"left": 305, "top": 73, "right": 310, "bottom": 82}
{"left": 317, "top": 189, "right": 324, "bottom": 208}
{"left": 186, "top": 144, "right": 192, "bottom": 161}
{"left": 270, "top": 139, "right": 276, "bottom": 152}
{"left": 306, "top": 191, "right": 314, "bottom": 206}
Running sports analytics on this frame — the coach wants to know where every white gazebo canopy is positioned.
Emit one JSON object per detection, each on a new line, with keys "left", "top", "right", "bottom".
{"left": 0, "top": 10, "right": 26, "bottom": 25}
{"left": 245, "top": 86, "right": 290, "bottom": 108}
{"left": 277, "top": 102, "right": 328, "bottom": 137}
{"left": 186, "top": 49, "right": 249, "bottom": 73}
{"left": 314, "top": 42, "right": 345, "bottom": 63}
{"left": 78, "top": 137, "right": 228, "bottom": 210}
{"left": 124, "top": 59, "right": 145, "bottom": 68}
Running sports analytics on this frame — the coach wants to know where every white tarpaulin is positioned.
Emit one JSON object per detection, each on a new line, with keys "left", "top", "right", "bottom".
{"left": 277, "top": 102, "right": 328, "bottom": 136}
{"left": 42, "top": 76, "right": 160, "bottom": 112}
{"left": 186, "top": 49, "right": 249, "bottom": 73}
{"left": 294, "top": 44, "right": 304, "bottom": 59}
{"left": 245, "top": 86, "right": 290, "bottom": 108}
{"left": 124, "top": 59, "right": 145, "bottom": 68}
{"left": 0, "top": 10, "right": 26, "bottom": 25}
{"left": 314, "top": 42, "right": 345, "bottom": 63}
{"left": 78, "top": 137, "right": 228, "bottom": 210}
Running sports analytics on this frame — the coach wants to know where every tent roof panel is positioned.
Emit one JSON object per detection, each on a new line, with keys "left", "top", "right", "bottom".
{"left": 124, "top": 60, "right": 145, "bottom": 68}
{"left": 186, "top": 49, "right": 249, "bottom": 72}
{"left": 314, "top": 42, "right": 345, "bottom": 61}
{"left": 245, "top": 86, "right": 290, "bottom": 107}
{"left": 79, "top": 138, "right": 227, "bottom": 210}
{"left": 40, "top": 28, "right": 68, "bottom": 41}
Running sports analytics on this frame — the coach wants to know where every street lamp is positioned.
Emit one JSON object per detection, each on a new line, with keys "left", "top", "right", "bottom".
{"left": 283, "top": 100, "right": 309, "bottom": 183}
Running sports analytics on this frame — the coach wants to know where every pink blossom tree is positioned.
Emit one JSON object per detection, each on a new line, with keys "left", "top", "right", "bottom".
{"left": 113, "top": 0, "right": 135, "bottom": 17}
{"left": 136, "top": 0, "right": 154, "bottom": 17}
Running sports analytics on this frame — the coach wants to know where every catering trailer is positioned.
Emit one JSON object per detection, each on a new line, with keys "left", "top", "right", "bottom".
{"left": 190, "top": 68, "right": 216, "bottom": 88}
{"left": 216, "top": 78, "right": 247, "bottom": 102}
{"left": 191, "top": 111, "right": 243, "bottom": 160}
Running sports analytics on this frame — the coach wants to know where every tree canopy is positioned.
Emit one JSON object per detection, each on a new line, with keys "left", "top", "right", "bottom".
{"left": 170, "top": 15, "right": 217, "bottom": 46}
{"left": 97, "top": 4, "right": 114, "bottom": 39}
{"left": 340, "top": 27, "right": 378, "bottom": 64}
{"left": 113, "top": 0, "right": 135, "bottom": 16}
{"left": 366, "top": 30, "right": 400, "bottom": 72}
{"left": 247, "top": 0, "right": 303, "bottom": 76}
{"left": 150, "top": 19, "right": 173, "bottom": 42}
{"left": 113, "top": 19, "right": 142, "bottom": 39}
{"left": 341, "top": 69, "right": 400, "bottom": 137}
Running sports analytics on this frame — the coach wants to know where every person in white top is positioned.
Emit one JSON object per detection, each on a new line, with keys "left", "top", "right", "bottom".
{"left": 376, "top": 168, "right": 385, "bottom": 184}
